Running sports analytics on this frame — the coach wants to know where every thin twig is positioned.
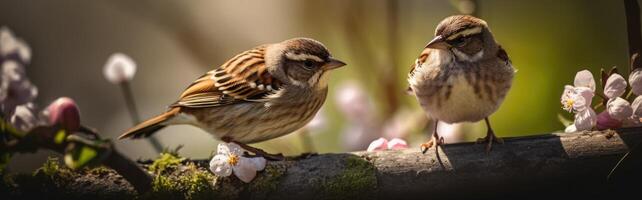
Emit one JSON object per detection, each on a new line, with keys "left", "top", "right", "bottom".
{"left": 120, "top": 81, "right": 163, "bottom": 153}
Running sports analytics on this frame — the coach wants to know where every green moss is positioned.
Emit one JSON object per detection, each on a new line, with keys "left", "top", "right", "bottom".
{"left": 246, "top": 163, "right": 287, "bottom": 198}
{"left": 5, "top": 157, "right": 76, "bottom": 199}
{"left": 149, "top": 152, "right": 185, "bottom": 174}
{"left": 147, "top": 163, "right": 224, "bottom": 200}
{"left": 321, "top": 156, "right": 377, "bottom": 199}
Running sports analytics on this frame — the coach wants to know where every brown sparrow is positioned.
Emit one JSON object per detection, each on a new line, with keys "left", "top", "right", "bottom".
{"left": 118, "top": 38, "right": 345, "bottom": 160}
{"left": 407, "top": 15, "right": 515, "bottom": 153}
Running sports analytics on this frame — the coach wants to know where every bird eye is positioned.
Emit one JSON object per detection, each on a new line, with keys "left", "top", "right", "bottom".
{"left": 447, "top": 37, "right": 466, "bottom": 47}
{"left": 303, "top": 60, "right": 315, "bottom": 70}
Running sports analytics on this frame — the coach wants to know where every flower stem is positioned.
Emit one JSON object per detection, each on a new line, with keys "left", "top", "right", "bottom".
{"left": 119, "top": 81, "right": 163, "bottom": 153}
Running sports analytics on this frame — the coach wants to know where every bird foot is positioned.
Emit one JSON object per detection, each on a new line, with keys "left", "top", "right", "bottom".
{"left": 420, "top": 136, "right": 444, "bottom": 154}
{"left": 476, "top": 132, "right": 504, "bottom": 153}
{"left": 230, "top": 141, "right": 285, "bottom": 161}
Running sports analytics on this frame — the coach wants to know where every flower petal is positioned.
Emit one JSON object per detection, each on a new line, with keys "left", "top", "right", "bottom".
{"left": 216, "top": 143, "right": 231, "bottom": 156}
{"left": 607, "top": 97, "right": 633, "bottom": 121}
{"left": 632, "top": 96, "right": 642, "bottom": 117}
{"left": 629, "top": 68, "right": 642, "bottom": 95}
{"left": 574, "top": 70, "right": 596, "bottom": 91}
{"left": 366, "top": 137, "right": 388, "bottom": 152}
{"left": 574, "top": 108, "right": 597, "bottom": 131}
{"left": 247, "top": 157, "right": 266, "bottom": 171}
{"left": 564, "top": 124, "right": 577, "bottom": 133}
{"left": 387, "top": 138, "right": 408, "bottom": 150}
{"left": 10, "top": 103, "right": 38, "bottom": 132}
{"left": 209, "top": 155, "right": 232, "bottom": 177}
{"left": 225, "top": 143, "right": 245, "bottom": 156}
{"left": 596, "top": 111, "right": 622, "bottom": 130}
{"left": 604, "top": 74, "right": 627, "bottom": 99}
{"left": 233, "top": 158, "right": 258, "bottom": 183}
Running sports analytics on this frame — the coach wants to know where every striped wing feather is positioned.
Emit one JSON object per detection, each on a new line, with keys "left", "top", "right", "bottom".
{"left": 172, "top": 46, "right": 281, "bottom": 108}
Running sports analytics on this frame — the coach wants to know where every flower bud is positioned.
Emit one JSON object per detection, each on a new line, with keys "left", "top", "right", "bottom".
{"left": 604, "top": 74, "right": 627, "bottom": 99}
{"left": 606, "top": 97, "right": 633, "bottom": 121}
{"left": 46, "top": 97, "right": 80, "bottom": 131}
{"left": 629, "top": 68, "right": 642, "bottom": 95}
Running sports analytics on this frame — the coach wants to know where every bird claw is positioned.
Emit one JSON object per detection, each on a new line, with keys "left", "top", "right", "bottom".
{"left": 476, "top": 132, "right": 503, "bottom": 153}
{"left": 420, "top": 136, "right": 444, "bottom": 154}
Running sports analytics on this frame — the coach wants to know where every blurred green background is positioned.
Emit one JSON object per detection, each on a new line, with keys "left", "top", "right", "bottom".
{"left": 0, "top": 0, "right": 632, "bottom": 171}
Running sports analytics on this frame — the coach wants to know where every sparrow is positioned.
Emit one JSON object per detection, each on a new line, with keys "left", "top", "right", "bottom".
{"left": 118, "top": 38, "right": 346, "bottom": 160}
{"left": 407, "top": 15, "right": 515, "bottom": 154}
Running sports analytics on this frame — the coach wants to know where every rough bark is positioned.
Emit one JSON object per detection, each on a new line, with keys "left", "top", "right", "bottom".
{"left": 3, "top": 128, "right": 642, "bottom": 199}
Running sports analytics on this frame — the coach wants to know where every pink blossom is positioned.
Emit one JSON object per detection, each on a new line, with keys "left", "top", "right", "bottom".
{"left": 366, "top": 138, "right": 388, "bottom": 152}
{"left": 387, "top": 138, "right": 408, "bottom": 150}
{"left": 366, "top": 137, "right": 408, "bottom": 151}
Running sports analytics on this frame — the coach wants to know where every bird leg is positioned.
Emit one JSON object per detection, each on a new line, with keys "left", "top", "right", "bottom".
{"left": 476, "top": 117, "right": 504, "bottom": 153}
{"left": 222, "top": 137, "right": 285, "bottom": 161}
{"left": 421, "top": 120, "right": 444, "bottom": 154}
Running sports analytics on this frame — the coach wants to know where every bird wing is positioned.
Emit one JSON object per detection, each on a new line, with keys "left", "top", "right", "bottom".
{"left": 406, "top": 49, "right": 432, "bottom": 94}
{"left": 171, "top": 46, "right": 282, "bottom": 108}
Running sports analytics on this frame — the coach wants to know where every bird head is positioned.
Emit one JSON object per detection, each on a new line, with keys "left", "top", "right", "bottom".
{"left": 425, "top": 15, "right": 498, "bottom": 62}
{"left": 266, "top": 38, "right": 345, "bottom": 89}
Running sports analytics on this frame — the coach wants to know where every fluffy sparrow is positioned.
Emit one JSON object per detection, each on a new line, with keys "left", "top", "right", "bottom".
{"left": 407, "top": 15, "right": 515, "bottom": 153}
{"left": 119, "top": 38, "right": 346, "bottom": 160}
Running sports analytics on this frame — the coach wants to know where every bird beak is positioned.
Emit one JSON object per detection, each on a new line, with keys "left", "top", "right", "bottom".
{"left": 424, "top": 35, "right": 448, "bottom": 49}
{"left": 322, "top": 57, "right": 346, "bottom": 70}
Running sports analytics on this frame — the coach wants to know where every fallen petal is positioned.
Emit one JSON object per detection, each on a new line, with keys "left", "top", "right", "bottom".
{"left": 564, "top": 124, "right": 577, "bottom": 133}
{"left": 366, "top": 137, "right": 388, "bottom": 152}
{"left": 247, "top": 157, "right": 267, "bottom": 171}
{"left": 387, "top": 138, "right": 408, "bottom": 150}
{"left": 233, "top": 158, "right": 258, "bottom": 183}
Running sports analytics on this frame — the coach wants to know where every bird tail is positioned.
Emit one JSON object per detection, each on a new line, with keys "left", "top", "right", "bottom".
{"left": 118, "top": 107, "right": 180, "bottom": 139}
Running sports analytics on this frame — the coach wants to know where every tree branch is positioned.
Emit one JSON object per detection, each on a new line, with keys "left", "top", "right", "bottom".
{"left": 3, "top": 128, "right": 642, "bottom": 199}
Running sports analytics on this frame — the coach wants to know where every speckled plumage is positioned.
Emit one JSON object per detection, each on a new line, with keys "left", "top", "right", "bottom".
{"left": 407, "top": 15, "right": 515, "bottom": 153}
{"left": 119, "top": 38, "right": 345, "bottom": 150}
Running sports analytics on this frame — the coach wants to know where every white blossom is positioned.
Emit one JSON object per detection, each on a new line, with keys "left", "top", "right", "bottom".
{"left": 103, "top": 53, "right": 137, "bottom": 84}
{"left": 209, "top": 143, "right": 266, "bottom": 183}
